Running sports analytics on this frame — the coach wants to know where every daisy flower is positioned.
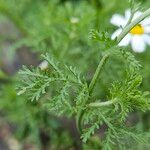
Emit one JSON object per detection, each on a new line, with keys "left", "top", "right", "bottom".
{"left": 111, "top": 9, "right": 150, "bottom": 53}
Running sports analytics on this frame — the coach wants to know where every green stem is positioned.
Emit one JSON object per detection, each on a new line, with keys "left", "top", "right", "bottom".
{"left": 117, "top": 8, "right": 150, "bottom": 43}
{"left": 88, "top": 98, "right": 117, "bottom": 108}
{"left": 89, "top": 54, "right": 109, "bottom": 94}
{"left": 125, "top": 9, "right": 135, "bottom": 27}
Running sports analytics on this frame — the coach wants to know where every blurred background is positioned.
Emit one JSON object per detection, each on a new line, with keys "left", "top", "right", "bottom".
{"left": 0, "top": 0, "right": 150, "bottom": 149}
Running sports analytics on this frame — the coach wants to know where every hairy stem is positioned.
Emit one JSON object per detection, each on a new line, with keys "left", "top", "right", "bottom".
{"left": 117, "top": 8, "right": 150, "bottom": 43}
{"left": 88, "top": 98, "right": 117, "bottom": 108}
{"left": 89, "top": 54, "right": 109, "bottom": 94}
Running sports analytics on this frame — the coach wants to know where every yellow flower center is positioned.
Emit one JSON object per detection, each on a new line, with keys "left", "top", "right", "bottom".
{"left": 130, "top": 24, "right": 144, "bottom": 35}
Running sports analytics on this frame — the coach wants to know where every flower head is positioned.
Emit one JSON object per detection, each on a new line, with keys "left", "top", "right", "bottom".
{"left": 111, "top": 9, "right": 150, "bottom": 53}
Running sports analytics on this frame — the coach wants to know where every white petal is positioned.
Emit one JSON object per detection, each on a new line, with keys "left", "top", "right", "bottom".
{"left": 110, "top": 14, "right": 126, "bottom": 27}
{"left": 131, "top": 35, "right": 146, "bottom": 53}
{"left": 125, "top": 9, "right": 131, "bottom": 20}
{"left": 141, "top": 17, "right": 150, "bottom": 26}
{"left": 143, "top": 34, "right": 150, "bottom": 45}
{"left": 111, "top": 28, "right": 122, "bottom": 40}
{"left": 119, "top": 34, "right": 131, "bottom": 46}
{"left": 144, "top": 26, "right": 150, "bottom": 33}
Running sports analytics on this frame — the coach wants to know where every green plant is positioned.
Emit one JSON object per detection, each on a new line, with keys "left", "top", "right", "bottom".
{"left": 17, "top": 6, "right": 150, "bottom": 149}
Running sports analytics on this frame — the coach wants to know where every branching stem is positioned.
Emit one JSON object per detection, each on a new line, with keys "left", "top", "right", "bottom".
{"left": 88, "top": 98, "right": 117, "bottom": 108}
{"left": 88, "top": 8, "right": 150, "bottom": 109}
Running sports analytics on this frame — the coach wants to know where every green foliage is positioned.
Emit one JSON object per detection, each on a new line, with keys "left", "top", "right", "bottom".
{"left": 18, "top": 53, "right": 85, "bottom": 117}
{"left": 0, "top": 0, "right": 150, "bottom": 149}
{"left": 17, "top": 47, "right": 150, "bottom": 149}
{"left": 110, "top": 73, "right": 150, "bottom": 119}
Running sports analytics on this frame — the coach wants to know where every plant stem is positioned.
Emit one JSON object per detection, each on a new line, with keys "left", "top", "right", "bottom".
{"left": 117, "top": 8, "right": 150, "bottom": 43}
{"left": 89, "top": 54, "right": 109, "bottom": 94}
{"left": 77, "top": 53, "right": 109, "bottom": 132}
{"left": 88, "top": 98, "right": 117, "bottom": 108}
{"left": 125, "top": 9, "right": 135, "bottom": 27}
